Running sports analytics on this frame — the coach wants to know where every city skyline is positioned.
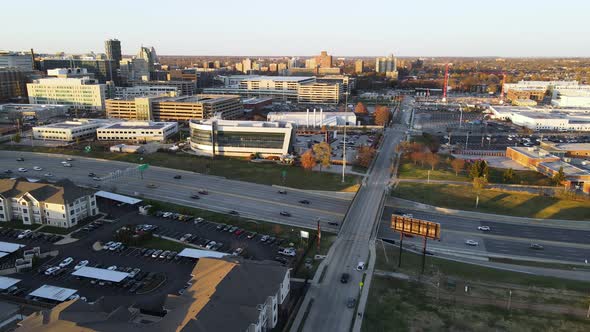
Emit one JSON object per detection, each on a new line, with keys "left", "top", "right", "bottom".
{"left": 2, "top": 0, "right": 590, "bottom": 57}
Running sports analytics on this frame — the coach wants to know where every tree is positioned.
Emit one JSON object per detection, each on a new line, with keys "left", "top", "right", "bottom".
{"left": 354, "top": 102, "right": 368, "bottom": 114}
{"left": 469, "top": 160, "right": 489, "bottom": 179}
{"left": 300, "top": 150, "right": 316, "bottom": 170}
{"left": 356, "top": 146, "right": 376, "bottom": 168}
{"left": 410, "top": 151, "right": 425, "bottom": 166}
{"left": 312, "top": 142, "right": 331, "bottom": 172}
{"left": 12, "top": 133, "right": 21, "bottom": 143}
{"left": 503, "top": 168, "right": 516, "bottom": 183}
{"left": 374, "top": 105, "right": 391, "bottom": 126}
{"left": 472, "top": 176, "right": 488, "bottom": 208}
{"left": 424, "top": 152, "right": 440, "bottom": 171}
{"left": 450, "top": 158, "right": 465, "bottom": 176}
{"left": 552, "top": 166, "right": 566, "bottom": 186}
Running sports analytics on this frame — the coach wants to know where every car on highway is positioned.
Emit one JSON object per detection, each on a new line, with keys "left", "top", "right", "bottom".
{"left": 88, "top": 172, "right": 96, "bottom": 177}
{"left": 529, "top": 243, "right": 544, "bottom": 250}
{"left": 43, "top": 173, "right": 53, "bottom": 177}
{"left": 17, "top": 168, "right": 27, "bottom": 172}
{"left": 33, "top": 166, "right": 43, "bottom": 171}
{"left": 328, "top": 221, "right": 339, "bottom": 226}
{"left": 277, "top": 190, "right": 287, "bottom": 194}
{"left": 190, "top": 194, "right": 200, "bottom": 199}
{"left": 66, "top": 158, "right": 73, "bottom": 161}
{"left": 62, "top": 163, "right": 72, "bottom": 167}
{"left": 356, "top": 262, "right": 366, "bottom": 271}
{"left": 228, "top": 210, "right": 239, "bottom": 216}
{"left": 298, "top": 199, "right": 310, "bottom": 205}
{"left": 59, "top": 257, "right": 74, "bottom": 268}
{"left": 279, "top": 211, "right": 291, "bottom": 217}
{"left": 92, "top": 177, "right": 101, "bottom": 181}
{"left": 465, "top": 240, "right": 479, "bottom": 246}
{"left": 3, "top": 170, "right": 12, "bottom": 174}
{"left": 45, "top": 267, "right": 61, "bottom": 275}
{"left": 340, "top": 273, "right": 350, "bottom": 283}
{"left": 174, "top": 175, "right": 182, "bottom": 179}
{"left": 17, "top": 230, "right": 32, "bottom": 239}
{"left": 477, "top": 226, "right": 491, "bottom": 231}
{"left": 346, "top": 297, "right": 356, "bottom": 308}
{"left": 74, "top": 260, "right": 89, "bottom": 270}
{"left": 146, "top": 184, "right": 157, "bottom": 188}
{"left": 198, "top": 190, "right": 208, "bottom": 195}
{"left": 16, "top": 157, "right": 24, "bottom": 161}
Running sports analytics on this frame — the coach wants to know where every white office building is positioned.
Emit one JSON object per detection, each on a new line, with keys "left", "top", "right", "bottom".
{"left": 0, "top": 178, "right": 98, "bottom": 228}
{"left": 0, "top": 51, "right": 33, "bottom": 70}
{"left": 32, "top": 118, "right": 115, "bottom": 141}
{"left": 267, "top": 110, "right": 357, "bottom": 127}
{"left": 190, "top": 118, "right": 294, "bottom": 157}
{"left": 27, "top": 77, "right": 107, "bottom": 110}
{"left": 96, "top": 121, "right": 178, "bottom": 142}
{"left": 489, "top": 106, "right": 590, "bottom": 132}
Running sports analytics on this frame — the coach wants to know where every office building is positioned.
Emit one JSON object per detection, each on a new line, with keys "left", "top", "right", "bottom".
{"left": 242, "top": 58, "right": 252, "bottom": 73}
{"left": 119, "top": 58, "right": 149, "bottom": 84}
{"left": 114, "top": 86, "right": 178, "bottom": 98}
{"left": 37, "top": 58, "right": 120, "bottom": 84}
{"left": 297, "top": 82, "right": 341, "bottom": 104}
{"left": 0, "top": 104, "right": 69, "bottom": 124}
{"left": 375, "top": 54, "right": 397, "bottom": 78}
{"left": 315, "top": 51, "right": 333, "bottom": 68}
{"left": 503, "top": 80, "right": 590, "bottom": 107}
{"left": 18, "top": 257, "right": 290, "bottom": 332}
{"left": 317, "top": 75, "right": 356, "bottom": 94}
{"left": 97, "top": 121, "right": 178, "bottom": 142}
{"left": 27, "top": 77, "right": 107, "bottom": 110}
{"left": 32, "top": 119, "right": 115, "bottom": 141}
{"left": 489, "top": 106, "right": 590, "bottom": 132}
{"left": 268, "top": 110, "right": 356, "bottom": 127}
{"left": 133, "top": 80, "right": 196, "bottom": 96}
{"left": 105, "top": 39, "right": 122, "bottom": 62}
{"left": 355, "top": 60, "right": 364, "bottom": 73}
{"left": 167, "top": 68, "right": 198, "bottom": 81}
{"left": 0, "top": 178, "right": 99, "bottom": 228}
{"left": 137, "top": 46, "right": 158, "bottom": 70}
{"left": 106, "top": 94, "right": 243, "bottom": 121}
{"left": 190, "top": 118, "right": 294, "bottom": 157}
{"left": 0, "top": 51, "right": 34, "bottom": 70}
{"left": 47, "top": 67, "right": 95, "bottom": 79}
{"left": 0, "top": 68, "right": 38, "bottom": 102}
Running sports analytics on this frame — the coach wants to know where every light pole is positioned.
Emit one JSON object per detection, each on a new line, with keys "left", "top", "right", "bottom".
{"left": 342, "top": 92, "right": 349, "bottom": 183}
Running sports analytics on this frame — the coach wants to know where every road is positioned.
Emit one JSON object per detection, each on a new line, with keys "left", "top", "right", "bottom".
{"left": 0, "top": 151, "right": 350, "bottom": 232}
{"left": 293, "top": 118, "right": 405, "bottom": 331}
{"left": 378, "top": 206, "right": 590, "bottom": 264}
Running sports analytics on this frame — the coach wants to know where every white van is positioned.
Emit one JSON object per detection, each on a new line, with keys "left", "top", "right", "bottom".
{"left": 356, "top": 261, "right": 366, "bottom": 271}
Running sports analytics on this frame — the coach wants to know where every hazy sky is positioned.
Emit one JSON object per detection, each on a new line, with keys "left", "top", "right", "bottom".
{"left": 2, "top": 0, "right": 589, "bottom": 57}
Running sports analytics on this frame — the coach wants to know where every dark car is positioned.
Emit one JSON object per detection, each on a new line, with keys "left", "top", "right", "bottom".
{"left": 228, "top": 210, "right": 239, "bottom": 216}
{"left": 279, "top": 211, "right": 291, "bottom": 217}
{"left": 298, "top": 199, "right": 310, "bottom": 205}
{"left": 190, "top": 194, "right": 200, "bottom": 199}
{"left": 278, "top": 190, "right": 287, "bottom": 195}
{"left": 530, "top": 243, "right": 544, "bottom": 250}
{"left": 4, "top": 170, "right": 12, "bottom": 174}
{"left": 328, "top": 221, "right": 339, "bottom": 226}
{"left": 340, "top": 273, "right": 350, "bottom": 283}
{"left": 174, "top": 175, "right": 182, "bottom": 179}
{"left": 129, "top": 282, "right": 143, "bottom": 293}
{"left": 88, "top": 172, "right": 96, "bottom": 177}
{"left": 16, "top": 157, "right": 24, "bottom": 161}
{"left": 198, "top": 190, "right": 208, "bottom": 195}
{"left": 346, "top": 297, "right": 356, "bottom": 308}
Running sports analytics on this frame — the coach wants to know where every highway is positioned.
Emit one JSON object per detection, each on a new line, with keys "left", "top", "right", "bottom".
{"left": 293, "top": 121, "right": 405, "bottom": 330}
{"left": 378, "top": 206, "right": 590, "bottom": 263}
{"left": 0, "top": 151, "right": 350, "bottom": 231}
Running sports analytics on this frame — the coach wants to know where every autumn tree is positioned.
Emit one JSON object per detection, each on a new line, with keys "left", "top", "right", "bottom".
{"left": 424, "top": 152, "right": 440, "bottom": 171}
{"left": 300, "top": 150, "right": 316, "bottom": 170}
{"left": 354, "top": 102, "right": 368, "bottom": 114}
{"left": 312, "top": 142, "right": 331, "bottom": 172}
{"left": 472, "top": 176, "right": 488, "bottom": 208}
{"left": 410, "top": 151, "right": 425, "bottom": 166}
{"left": 450, "top": 158, "right": 465, "bottom": 176}
{"left": 552, "top": 166, "right": 566, "bottom": 186}
{"left": 356, "top": 146, "right": 376, "bottom": 168}
{"left": 374, "top": 105, "right": 391, "bottom": 126}
{"left": 469, "top": 160, "right": 489, "bottom": 179}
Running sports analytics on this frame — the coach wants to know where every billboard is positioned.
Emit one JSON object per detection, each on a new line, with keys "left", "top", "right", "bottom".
{"left": 300, "top": 230, "right": 309, "bottom": 239}
{"left": 391, "top": 215, "right": 441, "bottom": 240}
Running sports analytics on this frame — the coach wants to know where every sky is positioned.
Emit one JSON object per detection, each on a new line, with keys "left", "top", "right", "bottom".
{"left": 2, "top": 0, "right": 590, "bottom": 57}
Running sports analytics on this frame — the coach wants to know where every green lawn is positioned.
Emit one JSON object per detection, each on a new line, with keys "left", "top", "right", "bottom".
{"left": 391, "top": 182, "right": 590, "bottom": 220}
{"left": 0, "top": 145, "right": 360, "bottom": 191}
{"left": 140, "top": 236, "right": 186, "bottom": 252}
{"left": 0, "top": 221, "right": 40, "bottom": 230}
{"left": 398, "top": 155, "right": 553, "bottom": 186}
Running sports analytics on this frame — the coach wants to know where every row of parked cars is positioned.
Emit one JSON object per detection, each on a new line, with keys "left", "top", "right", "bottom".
{"left": 0, "top": 228, "right": 63, "bottom": 243}
{"left": 156, "top": 211, "right": 201, "bottom": 223}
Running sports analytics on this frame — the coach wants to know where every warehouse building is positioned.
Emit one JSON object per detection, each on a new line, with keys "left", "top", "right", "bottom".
{"left": 97, "top": 121, "right": 178, "bottom": 142}
{"left": 489, "top": 106, "right": 590, "bottom": 132}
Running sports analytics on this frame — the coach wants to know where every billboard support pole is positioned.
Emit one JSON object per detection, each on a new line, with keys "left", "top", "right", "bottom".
{"left": 398, "top": 220, "right": 404, "bottom": 268}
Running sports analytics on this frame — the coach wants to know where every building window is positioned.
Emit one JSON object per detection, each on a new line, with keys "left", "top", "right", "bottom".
{"left": 24, "top": 217, "right": 29, "bottom": 222}
{"left": 22, "top": 208, "right": 28, "bottom": 214}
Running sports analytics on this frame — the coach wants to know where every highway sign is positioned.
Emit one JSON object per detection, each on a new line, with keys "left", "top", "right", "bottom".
{"left": 138, "top": 164, "right": 149, "bottom": 171}
{"left": 391, "top": 215, "right": 441, "bottom": 240}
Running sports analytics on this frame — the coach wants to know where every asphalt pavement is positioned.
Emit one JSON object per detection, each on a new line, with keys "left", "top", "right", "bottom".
{"left": 1, "top": 151, "right": 350, "bottom": 232}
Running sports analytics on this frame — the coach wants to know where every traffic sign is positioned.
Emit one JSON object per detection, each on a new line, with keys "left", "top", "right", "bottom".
{"left": 138, "top": 164, "right": 149, "bottom": 171}
{"left": 84, "top": 146, "right": 91, "bottom": 153}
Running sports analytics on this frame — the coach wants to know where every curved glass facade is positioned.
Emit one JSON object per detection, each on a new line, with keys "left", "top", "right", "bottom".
{"left": 191, "top": 127, "right": 213, "bottom": 145}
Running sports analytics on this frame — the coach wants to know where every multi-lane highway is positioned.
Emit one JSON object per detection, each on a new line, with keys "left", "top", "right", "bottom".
{"left": 1, "top": 151, "right": 350, "bottom": 231}
{"left": 378, "top": 206, "right": 590, "bottom": 263}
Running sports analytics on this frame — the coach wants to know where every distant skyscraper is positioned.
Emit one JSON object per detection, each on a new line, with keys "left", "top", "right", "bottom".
{"left": 375, "top": 54, "right": 398, "bottom": 78}
{"left": 355, "top": 60, "right": 364, "bottom": 74}
{"left": 242, "top": 58, "right": 252, "bottom": 73}
{"left": 315, "top": 51, "right": 333, "bottom": 68}
{"left": 137, "top": 46, "right": 157, "bottom": 70}
{"left": 104, "top": 39, "right": 122, "bottom": 62}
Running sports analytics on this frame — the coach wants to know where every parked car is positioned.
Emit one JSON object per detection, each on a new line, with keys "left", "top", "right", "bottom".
{"left": 45, "top": 267, "right": 60, "bottom": 275}
{"left": 205, "top": 241, "right": 217, "bottom": 250}
{"left": 59, "top": 257, "right": 74, "bottom": 268}
{"left": 246, "top": 232, "right": 257, "bottom": 239}
{"left": 152, "top": 250, "right": 163, "bottom": 258}
{"left": 159, "top": 250, "right": 170, "bottom": 259}
{"left": 234, "top": 229, "right": 244, "bottom": 236}
{"left": 74, "top": 260, "right": 89, "bottom": 270}
{"left": 216, "top": 224, "right": 226, "bottom": 231}
{"left": 465, "top": 240, "right": 479, "bottom": 246}
{"left": 144, "top": 249, "right": 155, "bottom": 257}
{"left": 228, "top": 226, "right": 238, "bottom": 233}
{"left": 260, "top": 235, "right": 270, "bottom": 242}
{"left": 232, "top": 248, "right": 244, "bottom": 256}
{"left": 17, "top": 230, "right": 32, "bottom": 239}
{"left": 211, "top": 242, "right": 223, "bottom": 251}
{"left": 180, "top": 233, "right": 192, "bottom": 242}
{"left": 278, "top": 247, "right": 296, "bottom": 257}
{"left": 107, "top": 265, "right": 117, "bottom": 271}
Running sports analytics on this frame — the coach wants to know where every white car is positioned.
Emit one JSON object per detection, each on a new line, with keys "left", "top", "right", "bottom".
{"left": 180, "top": 234, "right": 192, "bottom": 242}
{"left": 45, "top": 266, "right": 61, "bottom": 275}
{"left": 74, "top": 260, "right": 89, "bottom": 270}
{"left": 62, "top": 163, "right": 72, "bottom": 167}
{"left": 102, "top": 241, "right": 114, "bottom": 250}
{"left": 477, "top": 226, "right": 491, "bottom": 231}
{"left": 17, "top": 230, "right": 32, "bottom": 239}
{"left": 465, "top": 240, "right": 479, "bottom": 246}
{"left": 402, "top": 213, "right": 413, "bottom": 218}
{"left": 59, "top": 257, "right": 74, "bottom": 268}
{"left": 17, "top": 168, "right": 27, "bottom": 172}
{"left": 356, "top": 261, "right": 366, "bottom": 271}
{"left": 33, "top": 166, "right": 43, "bottom": 171}
{"left": 279, "top": 247, "right": 296, "bottom": 257}
{"left": 43, "top": 173, "right": 53, "bottom": 177}
{"left": 107, "top": 265, "right": 117, "bottom": 271}
{"left": 205, "top": 241, "right": 217, "bottom": 250}
{"left": 232, "top": 248, "right": 244, "bottom": 256}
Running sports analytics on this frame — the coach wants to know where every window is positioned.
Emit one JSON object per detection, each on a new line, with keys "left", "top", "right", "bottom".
{"left": 70, "top": 210, "right": 74, "bottom": 215}
{"left": 24, "top": 217, "right": 29, "bottom": 222}
{"left": 22, "top": 208, "right": 28, "bottom": 214}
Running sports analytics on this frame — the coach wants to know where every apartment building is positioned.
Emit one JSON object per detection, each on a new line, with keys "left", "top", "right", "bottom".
{"left": 297, "top": 82, "right": 341, "bottom": 104}
{"left": 27, "top": 77, "right": 107, "bottom": 110}
{"left": 106, "top": 95, "right": 243, "bottom": 121}
{"left": 96, "top": 121, "right": 178, "bottom": 142}
{"left": 0, "top": 178, "right": 98, "bottom": 228}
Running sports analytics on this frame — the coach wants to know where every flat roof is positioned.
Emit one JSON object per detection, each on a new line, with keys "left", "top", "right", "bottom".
{"left": 540, "top": 161, "right": 590, "bottom": 177}
{"left": 95, "top": 191, "right": 142, "bottom": 205}
{"left": 72, "top": 267, "right": 130, "bottom": 282}
{"left": 0, "top": 241, "right": 25, "bottom": 253}
{"left": 178, "top": 248, "right": 228, "bottom": 259}
{"left": 0, "top": 276, "right": 20, "bottom": 290}
{"left": 99, "top": 122, "right": 176, "bottom": 130}
{"left": 29, "top": 284, "right": 77, "bottom": 302}
{"left": 508, "top": 146, "right": 557, "bottom": 160}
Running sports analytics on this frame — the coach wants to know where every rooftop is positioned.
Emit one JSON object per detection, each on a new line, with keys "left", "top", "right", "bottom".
{"left": 191, "top": 118, "right": 292, "bottom": 128}
{"left": 507, "top": 146, "right": 558, "bottom": 160}
{"left": 98, "top": 121, "right": 177, "bottom": 130}
{"left": 539, "top": 160, "right": 590, "bottom": 178}
{"left": 0, "top": 178, "right": 95, "bottom": 205}
{"left": 34, "top": 119, "right": 115, "bottom": 129}
{"left": 227, "top": 75, "right": 315, "bottom": 82}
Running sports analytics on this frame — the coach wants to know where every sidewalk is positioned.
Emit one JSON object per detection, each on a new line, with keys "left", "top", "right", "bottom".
{"left": 389, "top": 197, "right": 590, "bottom": 230}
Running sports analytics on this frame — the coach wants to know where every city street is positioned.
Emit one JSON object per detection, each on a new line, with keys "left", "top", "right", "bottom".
{"left": 0, "top": 151, "right": 351, "bottom": 232}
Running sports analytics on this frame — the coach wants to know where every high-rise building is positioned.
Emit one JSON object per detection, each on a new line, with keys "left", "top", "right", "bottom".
{"left": 242, "top": 58, "right": 252, "bottom": 73}
{"left": 375, "top": 54, "right": 398, "bottom": 78}
{"left": 137, "top": 46, "right": 157, "bottom": 70}
{"left": 355, "top": 60, "right": 364, "bottom": 74}
{"left": 0, "top": 68, "right": 38, "bottom": 102}
{"left": 37, "top": 58, "right": 120, "bottom": 84}
{"left": 104, "top": 39, "right": 122, "bottom": 62}
{"left": 0, "top": 51, "right": 34, "bottom": 70}
{"left": 315, "top": 51, "right": 333, "bottom": 68}
{"left": 27, "top": 77, "right": 107, "bottom": 110}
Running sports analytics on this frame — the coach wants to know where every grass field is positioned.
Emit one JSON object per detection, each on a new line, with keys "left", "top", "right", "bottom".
{"left": 139, "top": 236, "right": 186, "bottom": 252}
{"left": 391, "top": 182, "right": 590, "bottom": 220}
{"left": 398, "top": 155, "right": 553, "bottom": 186}
{"left": 0, "top": 145, "right": 360, "bottom": 191}
{"left": 0, "top": 221, "right": 40, "bottom": 230}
